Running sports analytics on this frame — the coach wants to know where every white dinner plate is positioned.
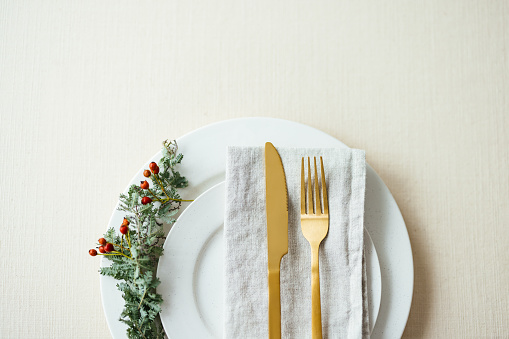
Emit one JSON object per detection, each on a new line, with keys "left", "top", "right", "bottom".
{"left": 157, "top": 181, "right": 382, "bottom": 337}
{"left": 101, "top": 117, "right": 413, "bottom": 339}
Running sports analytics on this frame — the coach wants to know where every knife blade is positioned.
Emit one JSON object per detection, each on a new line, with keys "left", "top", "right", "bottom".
{"left": 265, "top": 142, "right": 289, "bottom": 339}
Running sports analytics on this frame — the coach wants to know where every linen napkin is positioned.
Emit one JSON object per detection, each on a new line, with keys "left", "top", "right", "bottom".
{"left": 224, "top": 146, "right": 369, "bottom": 339}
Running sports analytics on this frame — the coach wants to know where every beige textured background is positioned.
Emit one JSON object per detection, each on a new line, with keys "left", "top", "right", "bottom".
{"left": 1, "top": 0, "right": 508, "bottom": 338}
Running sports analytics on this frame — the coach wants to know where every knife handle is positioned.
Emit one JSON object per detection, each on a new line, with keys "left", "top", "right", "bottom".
{"left": 268, "top": 269, "right": 282, "bottom": 339}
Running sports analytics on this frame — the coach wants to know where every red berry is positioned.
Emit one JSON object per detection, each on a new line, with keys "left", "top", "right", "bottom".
{"left": 120, "top": 225, "right": 128, "bottom": 234}
{"left": 98, "top": 246, "right": 106, "bottom": 253}
{"left": 143, "top": 170, "right": 151, "bottom": 178}
{"left": 122, "top": 218, "right": 130, "bottom": 226}
{"left": 89, "top": 249, "right": 97, "bottom": 256}
{"left": 98, "top": 238, "right": 107, "bottom": 245}
{"left": 141, "top": 196, "right": 152, "bottom": 205}
{"left": 104, "top": 243, "right": 114, "bottom": 252}
{"left": 140, "top": 180, "right": 149, "bottom": 189}
{"left": 149, "top": 162, "right": 158, "bottom": 171}
{"left": 152, "top": 166, "right": 160, "bottom": 174}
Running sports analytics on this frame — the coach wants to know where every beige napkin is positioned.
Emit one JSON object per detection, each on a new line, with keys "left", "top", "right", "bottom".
{"left": 224, "top": 146, "right": 369, "bottom": 338}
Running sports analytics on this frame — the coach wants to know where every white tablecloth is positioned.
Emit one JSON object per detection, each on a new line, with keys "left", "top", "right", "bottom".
{"left": 0, "top": 1, "right": 508, "bottom": 338}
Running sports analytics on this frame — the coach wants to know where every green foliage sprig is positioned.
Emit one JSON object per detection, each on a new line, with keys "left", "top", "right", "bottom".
{"left": 89, "top": 140, "right": 190, "bottom": 339}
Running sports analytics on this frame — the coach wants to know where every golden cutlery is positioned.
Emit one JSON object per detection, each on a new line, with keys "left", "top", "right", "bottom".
{"left": 265, "top": 142, "right": 289, "bottom": 339}
{"left": 301, "top": 157, "right": 329, "bottom": 339}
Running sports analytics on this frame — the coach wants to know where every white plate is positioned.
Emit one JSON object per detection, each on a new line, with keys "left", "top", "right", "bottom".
{"left": 157, "top": 181, "right": 382, "bottom": 337}
{"left": 101, "top": 117, "right": 414, "bottom": 339}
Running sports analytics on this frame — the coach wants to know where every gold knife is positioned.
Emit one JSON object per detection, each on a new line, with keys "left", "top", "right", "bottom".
{"left": 265, "top": 142, "right": 289, "bottom": 339}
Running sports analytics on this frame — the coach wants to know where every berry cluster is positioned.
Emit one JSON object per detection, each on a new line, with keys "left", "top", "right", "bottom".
{"left": 139, "top": 161, "right": 191, "bottom": 205}
{"left": 89, "top": 158, "right": 191, "bottom": 258}
{"left": 89, "top": 218, "right": 132, "bottom": 259}
{"left": 139, "top": 162, "right": 161, "bottom": 205}
{"left": 88, "top": 161, "right": 162, "bottom": 257}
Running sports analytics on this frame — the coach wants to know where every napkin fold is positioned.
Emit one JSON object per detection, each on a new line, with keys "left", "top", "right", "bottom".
{"left": 224, "top": 146, "right": 369, "bottom": 339}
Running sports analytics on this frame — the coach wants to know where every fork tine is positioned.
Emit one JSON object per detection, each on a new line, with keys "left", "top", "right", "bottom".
{"left": 320, "top": 157, "right": 328, "bottom": 214}
{"left": 307, "top": 157, "right": 312, "bottom": 214}
{"left": 301, "top": 157, "right": 306, "bottom": 214}
{"left": 314, "top": 157, "right": 321, "bottom": 215}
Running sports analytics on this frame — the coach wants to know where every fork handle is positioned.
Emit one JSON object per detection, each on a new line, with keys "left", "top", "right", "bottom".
{"left": 311, "top": 244, "right": 323, "bottom": 339}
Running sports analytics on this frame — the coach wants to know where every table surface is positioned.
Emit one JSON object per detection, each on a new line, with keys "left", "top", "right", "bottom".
{"left": 1, "top": 1, "right": 508, "bottom": 338}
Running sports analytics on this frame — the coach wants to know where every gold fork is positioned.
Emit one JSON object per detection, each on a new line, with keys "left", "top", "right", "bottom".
{"left": 301, "top": 157, "right": 329, "bottom": 339}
